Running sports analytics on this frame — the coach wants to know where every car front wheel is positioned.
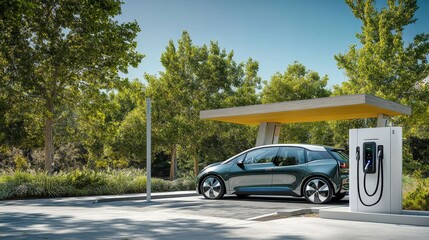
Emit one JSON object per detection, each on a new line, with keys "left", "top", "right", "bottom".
{"left": 201, "top": 175, "right": 225, "bottom": 199}
{"left": 303, "top": 177, "right": 333, "bottom": 204}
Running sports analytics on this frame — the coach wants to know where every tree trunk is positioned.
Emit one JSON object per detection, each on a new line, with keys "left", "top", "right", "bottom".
{"left": 44, "top": 115, "right": 54, "bottom": 172}
{"left": 44, "top": 97, "right": 55, "bottom": 173}
{"left": 193, "top": 158, "right": 199, "bottom": 177}
{"left": 169, "top": 144, "right": 177, "bottom": 181}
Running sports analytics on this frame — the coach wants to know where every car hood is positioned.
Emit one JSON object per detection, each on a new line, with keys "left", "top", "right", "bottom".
{"left": 205, "top": 162, "right": 222, "bottom": 169}
{"left": 200, "top": 162, "right": 223, "bottom": 173}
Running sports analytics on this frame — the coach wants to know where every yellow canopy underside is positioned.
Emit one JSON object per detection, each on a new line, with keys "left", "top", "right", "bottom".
{"left": 200, "top": 94, "right": 411, "bottom": 126}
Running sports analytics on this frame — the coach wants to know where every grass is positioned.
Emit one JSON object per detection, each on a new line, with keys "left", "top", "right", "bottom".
{"left": 0, "top": 169, "right": 196, "bottom": 200}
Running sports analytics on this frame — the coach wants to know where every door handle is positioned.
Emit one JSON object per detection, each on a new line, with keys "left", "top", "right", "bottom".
{"left": 265, "top": 168, "right": 273, "bottom": 172}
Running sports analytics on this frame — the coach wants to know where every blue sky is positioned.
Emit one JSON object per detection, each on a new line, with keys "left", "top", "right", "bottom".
{"left": 117, "top": 0, "right": 429, "bottom": 89}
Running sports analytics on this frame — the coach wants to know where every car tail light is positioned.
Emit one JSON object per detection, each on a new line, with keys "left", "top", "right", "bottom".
{"left": 340, "top": 162, "right": 348, "bottom": 168}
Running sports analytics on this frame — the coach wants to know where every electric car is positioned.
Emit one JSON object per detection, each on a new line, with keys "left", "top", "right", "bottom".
{"left": 197, "top": 144, "right": 349, "bottom": 204}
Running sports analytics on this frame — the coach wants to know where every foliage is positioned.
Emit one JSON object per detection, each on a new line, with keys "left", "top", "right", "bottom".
{"left": 77, "top": 79, "right": 147, "bottom": 169}
{"left": 0, "top": 0, "right": 143, "bottom": 171}
{"left": 262, "top": 61, "right": 330, "bottom": 103}
{"left": 146, "top": 31, "right": 261, "bottom": 178}
{"left": 1, "top": 0, "right": 428, "bottom": 186}
{"left": 335, "top": 0, "right": 428, "bottom": 100}
{"left": 333, "top": 0, "right": 429, "bottom": 157}
{"left": 13, "top": 154, "right": 28, "bottom": 171}
{"left": 67, "top": 169, "right": 107, "bottom": 189}
{"left": 0, "top": 169, "right": 195, "bottom": 200}
{"left": 261, "top": 62, "right": 332, "bottom": 145}
{"left": 402, "top": 172, "right": 429, "bottom": 210}
{"left": 403, "top": 184, "right": 429, "bottom": 211}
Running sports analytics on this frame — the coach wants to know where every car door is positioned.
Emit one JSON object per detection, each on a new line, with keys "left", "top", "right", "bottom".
{"left": 228, "top": 147, "right": 279, "bottom": 194}
{"left": 271, "top": 147, "right": 308, "bottom": 196}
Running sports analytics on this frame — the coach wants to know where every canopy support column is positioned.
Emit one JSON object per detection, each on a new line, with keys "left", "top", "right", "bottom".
{"left": 255, "top": 122, "right": 281, "bottom": 146}
{"left": 377, "top": 114, "right": 390, "bottom": 127}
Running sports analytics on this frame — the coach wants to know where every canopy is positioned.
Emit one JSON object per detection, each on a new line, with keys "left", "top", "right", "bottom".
{"left": 200, "top": 94, "right": 411, "bottom": 125}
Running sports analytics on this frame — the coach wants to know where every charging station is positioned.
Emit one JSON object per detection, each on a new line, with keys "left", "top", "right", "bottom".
{"left": 349, "top": 127, "right": 402, "bottom": 214}
{"left": 201, "top": 94, "right": 429, "bottom": 226}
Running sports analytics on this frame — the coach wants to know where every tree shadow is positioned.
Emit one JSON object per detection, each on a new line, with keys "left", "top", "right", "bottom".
{"left": 0, "top": 211, "right": 306, "bottom": 240}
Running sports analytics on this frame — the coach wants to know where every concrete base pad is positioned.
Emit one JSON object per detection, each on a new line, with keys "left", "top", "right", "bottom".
{"left": 320, "top": 207, "right": 429, "bottom": 227}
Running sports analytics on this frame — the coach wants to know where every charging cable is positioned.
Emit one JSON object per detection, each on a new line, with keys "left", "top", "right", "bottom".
{"left": 356, "top": 146, "right": 384, "bottom": 207}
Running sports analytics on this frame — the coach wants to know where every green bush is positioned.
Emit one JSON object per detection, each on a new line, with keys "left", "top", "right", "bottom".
{"left": 14, "top": 154, "right": 29, "bottom": 170}
{"left": 67, "top": 169, "right": 106, "bottom": 189}
{"left": 403, "top": 184, "right": 429, "bottom": 210}
{"left": 403, "top": 175, "right": 429, "bottom": 211}
{"left": 0, "top": 169, "right": 195, "bottom": 200}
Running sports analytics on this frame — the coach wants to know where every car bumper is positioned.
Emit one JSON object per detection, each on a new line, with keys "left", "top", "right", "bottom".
{"left": 340, "top": 174, "right": 349, "bottom": 193}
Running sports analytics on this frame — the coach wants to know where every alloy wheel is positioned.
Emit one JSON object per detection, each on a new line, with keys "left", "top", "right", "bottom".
{"left": 304, "top": 177, "right": 333, "bottom": 204}
{"left": 201, "top": 175, "right": 225, "bottom": 199}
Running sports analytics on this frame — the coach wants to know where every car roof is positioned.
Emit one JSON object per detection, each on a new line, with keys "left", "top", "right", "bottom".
{"left": 250, "top": 144, "right": 329, "bottom": 151}
{"left": 222, "top": 144, "right": 339, "bottom": 164}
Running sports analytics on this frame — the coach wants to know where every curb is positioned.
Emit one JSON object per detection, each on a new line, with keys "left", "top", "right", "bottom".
{"left": 245, "top": 208, "right": 321, "bottom": 221}
{"left": 319, "top": 207, "right": 429, "bottom": 227}
{"left": 92, "top": 191, "right": 197, "bottom": 204}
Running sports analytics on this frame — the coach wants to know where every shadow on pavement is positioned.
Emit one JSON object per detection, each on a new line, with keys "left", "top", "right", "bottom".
{"left": 0, "top": 211, "right": 306, "bottom": 240}
{"left": 222, "top": 195, "right": 349, "bottom": 205}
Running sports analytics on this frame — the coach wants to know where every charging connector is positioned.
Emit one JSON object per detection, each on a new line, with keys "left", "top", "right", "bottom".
{"left": 357, "top": 144, "right": 384, "bottom": 207}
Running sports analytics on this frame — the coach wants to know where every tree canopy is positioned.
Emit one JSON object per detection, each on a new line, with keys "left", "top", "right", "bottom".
{"left": 146, "top": 31, "right": 261, "bottom": 177}
{"left": 1, "top": 0, "right": 428, "bottom": 177}
{"left": 0, "top": 0, "right": 143, "bottom": 171}
{"left": 262, "top": 62, "right": 332, "bottom": 145}
{"left": 333, "top": 0, "right": 429, "bottom": 170}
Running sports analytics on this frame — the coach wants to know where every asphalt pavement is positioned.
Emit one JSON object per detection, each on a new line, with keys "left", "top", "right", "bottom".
{"left": 1, "top": 191, "right": 428, "bottom": 239}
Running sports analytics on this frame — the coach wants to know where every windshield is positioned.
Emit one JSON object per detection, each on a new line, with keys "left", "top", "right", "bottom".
{"left": 329, "top": 149, "right": 349, "bottom": 162}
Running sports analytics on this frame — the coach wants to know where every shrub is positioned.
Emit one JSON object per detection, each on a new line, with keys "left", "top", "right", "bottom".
{"left": 130, "top": 175, "right": 147, "bottom": 192}
{"left": 67, "top": 169, "right": 106, "bottom": 189}
{"left": 403, "top": 175, "right": 429, "bottom": 211}
{"left": 0, "top": 169, "right": 196, "bottom": 200}
{"left": 14, "top": 154, "right": 29, "bottom": 170}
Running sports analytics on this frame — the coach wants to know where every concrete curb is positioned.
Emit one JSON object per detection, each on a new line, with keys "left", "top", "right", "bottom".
{"left": 92, "top": 191, "right": 198, "bottom": 204}
{"left": 319, "top": 207, "right": 429, "bottom": 227}
{"left": 245, "top": 208, "right": 321, "bottom": 221}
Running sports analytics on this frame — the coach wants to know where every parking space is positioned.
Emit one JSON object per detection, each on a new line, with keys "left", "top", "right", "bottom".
{"left": 1, "top": 194, "right": 428, "bottom": 240}
{"left": 141, "top": 195, "right": 349, "bottom": 220}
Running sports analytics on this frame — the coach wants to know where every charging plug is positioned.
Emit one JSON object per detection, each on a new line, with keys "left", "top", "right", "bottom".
{"left": 364, "top": 161, "right": 371, "bottom": 173}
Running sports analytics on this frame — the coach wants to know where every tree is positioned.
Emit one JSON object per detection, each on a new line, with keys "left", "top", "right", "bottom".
{"left": 107, "top": 80, "right": 147, "bottom": 168}
{"left": 146, "top": 31, "right": 261, "bottom": 178}
{"left": 334, "top": 0, "right": 429, "bottom": 170}
{"left": 262, "top": 61, "right": 332, "bottom": 145}
{"left": 0, "top": 0, "right": 143, "bottom": 171}
{"left": 335, "top": 0, "right": 428, "bottom": 101}
{"left": 262, "top": 61, "right": 330, "bottom": 103}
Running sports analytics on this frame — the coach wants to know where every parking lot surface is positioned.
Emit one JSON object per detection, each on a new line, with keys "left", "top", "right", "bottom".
{"left": 1, "top": 193, "right": 428, "bottom": 239}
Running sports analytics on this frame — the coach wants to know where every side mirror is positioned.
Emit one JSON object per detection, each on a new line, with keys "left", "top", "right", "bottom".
{"left": 237, "top": 159, "right": 245, "bottom": 169}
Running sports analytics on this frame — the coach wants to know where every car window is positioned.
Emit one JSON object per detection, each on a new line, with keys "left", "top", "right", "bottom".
{"left": 244, "top": 147, "right": 279, "bottom": 165}
{"left": 276, "top": 147, "right": 305, "bottom": 166}
{"left": 329, "top": 149, "right": 349, "bottom": 162}
{"left": 231, "top": 154, "right": 245, "bottom": 163}
{"left": 307, "top": 150, "right": 334, "bottom": 162}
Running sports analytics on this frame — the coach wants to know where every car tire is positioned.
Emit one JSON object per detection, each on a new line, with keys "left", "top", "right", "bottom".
{"left": 332, "top": 192, "right": 347, "bottom": 201}
{"left": 201, "top": 175, "right": 225, "bottom": 199}
{"left": 303, "top": 177, "right": 333, "bottom": 204}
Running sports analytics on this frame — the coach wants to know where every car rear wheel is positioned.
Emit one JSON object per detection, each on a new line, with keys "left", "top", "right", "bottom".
{"left": 201, "top": 175, "right": 225, "bottom": 199}
{"left": 303, "top": 177, "right": 333, "bottom": 204}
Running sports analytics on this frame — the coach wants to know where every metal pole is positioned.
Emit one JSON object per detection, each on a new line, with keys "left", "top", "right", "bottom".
{"left": 146, "top": 98, "right": 151, "bottom": 202}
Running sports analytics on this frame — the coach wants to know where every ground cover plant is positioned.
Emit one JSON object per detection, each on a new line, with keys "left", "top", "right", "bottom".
{"left": 0, "top": 169, "right": 196, "bottom": 200}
